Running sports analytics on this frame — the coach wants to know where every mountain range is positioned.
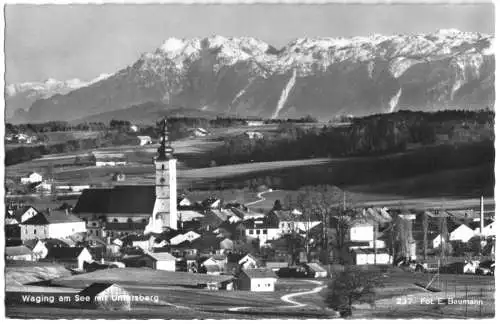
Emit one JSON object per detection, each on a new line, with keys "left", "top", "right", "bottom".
{"left": 7, "top": 29, "right": 494, "bottom": 123}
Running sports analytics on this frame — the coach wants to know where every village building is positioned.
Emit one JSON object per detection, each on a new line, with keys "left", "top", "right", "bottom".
{"left": 20, "top": 210, "right": 86, "bottom": 241}
{"left": 238, "top": 268, "right": 278, "bottom": 292}
{"left": 130, "top": 125, "right": 139, "bottom": 132}
{"left": 24, "top": 239, "right": 49, "bottom": 260}
{"left": 178, "top": 197, "right": 192, "bottom": 207}
{"left": 45, "top": 247, "right": 93, "bottom": 270}
{"left": 112, "top": 172, "right": 126, "bottom": 182}
{"left": 304, "top": 263, "right": 328, "bottom": 278}
{"left": 93, "top": 152, "right": 128, "bottom": 167}
{"left": 138, "top": 252, "right": 177, "bottom": 271}
{"left": 5, "top": 245, "right": 34, "bottom": 261}
{"left": 351, "top": 248, "right": 392, "bottom": 265}
{"left": 137, "top": 135, "right": 152, "bottom": 146}
{"left": 79, "top": 283, "right": 132, "bottom": 311}
{"left": 243, "top": 217, "right": 281, "bottom": 247}
{"left": 20, "top": 172, "right": 43, "bottom": 185}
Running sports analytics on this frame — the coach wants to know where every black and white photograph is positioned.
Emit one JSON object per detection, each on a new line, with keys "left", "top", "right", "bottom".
{"left": 1, "top": 0, "right": 496, "bottom": 319}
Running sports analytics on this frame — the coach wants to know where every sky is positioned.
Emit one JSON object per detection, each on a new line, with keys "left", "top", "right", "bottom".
{"left": 4, "top": 3, "right": 495, "bottom": 84}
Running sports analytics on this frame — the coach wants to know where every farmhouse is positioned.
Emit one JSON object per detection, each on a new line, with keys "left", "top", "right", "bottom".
{"left": 5, "top": 245, "right": 34, "bottom": 261}
{"left": 238, "top": 268, "right": 278, "bottom": 292}
{"left": 45, "top": 247, "right": 93, "bottom": 270}
{"left": 20, "top": 172, "right": 43, "bottom": 185}
{"left": 138, "top": 252, "right": 177, "bottom": 271}
{"left": 137, "top": 135, "right": 152, "bottom": 146}
{"left": 12, "top": 206, "right": 39, "bottom": 224}
{"left": 20, "top": 210, "right": 86, "bottom": 241}
{"left": 79, "top": 283, "right": 132, "bottom": 310}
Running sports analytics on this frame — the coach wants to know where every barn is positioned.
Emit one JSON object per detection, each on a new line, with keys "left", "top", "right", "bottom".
{"left": 238, "top": 268, "right": 278, "bottom": 292}
{"left": 78, "top": 283, "right": 132, "bottom": 310}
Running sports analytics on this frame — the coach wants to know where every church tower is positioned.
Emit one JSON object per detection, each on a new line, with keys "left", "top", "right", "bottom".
{"left": 151, "top": 119, "right": 177, "bottom": 231}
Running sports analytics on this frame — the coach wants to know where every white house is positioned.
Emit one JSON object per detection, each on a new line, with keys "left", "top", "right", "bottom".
{"left": 26, "top": 240, "right": 49, "bottom": 259}
{"left": 5, "top": 246, "right": 34, "bottom": 261}
{"left": 246, "top": 120, "right": 265, "bottom": 127}
{"left": 178, "top": 197, "right": 192, "bottom": 207}
{"left": 140, "top": 252, "right": 176, "bottom": 271}
{"left": 279, "top": 220, "right": 321, "bottom": 236}
{"left": 137, "top": 135, "right": 152, "bottom": 146}
{"left": 238, "top": 254, "right": 261, "bottom": 270}
{"left": 20, "top": 210, "right": 87, "bottom": 241}
{"left": 35, "top": 181, "right": 52, "bottom": 192}
{"left": 14, "top": 206, "right": 39, "bottom": 224}
{"left": 130, "top": 125, "right": 139, "bottom": 132}
{"left": 238, "top": 268, "right": 278, "bottom": 292}
{"left": 352, "top": 248, "right": 392, "bottom": 265}
{"left": 20, "top": 172, "right": 43, "bottom": 184}
{"left": 349, "top": 222, "right": 375, "bottom": 242}
{"left": 93, "top": 152, "right": 127, "bottom": 167}
{"left": 473, "top": 220, "right": 496, "bottom": 237}
{"left": 169, "top": 231, "right": 201, "bottom": 246}
{"left": 449, "top": 224, "right": 476, "bottom": 242}
{"left": 245, "top": 225, "right": 281, "bottom": 247}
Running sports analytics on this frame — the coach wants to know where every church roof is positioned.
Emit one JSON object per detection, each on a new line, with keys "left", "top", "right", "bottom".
{"left": 73, "top": 186, "right": 156, "bottom": 214}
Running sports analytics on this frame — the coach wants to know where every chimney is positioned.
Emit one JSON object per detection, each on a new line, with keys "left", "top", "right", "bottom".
{"left": 480, "top": 196, "right": 484, "bottom": 236}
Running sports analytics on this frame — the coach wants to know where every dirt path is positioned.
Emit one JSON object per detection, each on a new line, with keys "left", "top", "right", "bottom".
{"left": 246, "top": 189, "right": 277, "bottom": 206}
{"left": 280, "top": 280, "right": 327, "bottom": 308}
{"left": 228, "top": 280, "right": 327, "bottom": 312}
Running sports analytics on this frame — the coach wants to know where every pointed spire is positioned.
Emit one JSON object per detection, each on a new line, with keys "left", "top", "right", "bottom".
{"left": 157, "top": 118, "right": 174, "bottom": 161}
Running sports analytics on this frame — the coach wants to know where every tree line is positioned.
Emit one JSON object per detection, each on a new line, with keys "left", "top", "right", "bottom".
{"left": 196, "top": 109, "right": 493, "bottom": 167}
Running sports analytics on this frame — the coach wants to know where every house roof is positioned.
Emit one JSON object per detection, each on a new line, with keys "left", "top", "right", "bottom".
{"left": 73, "top": 186, "right": 156, "bottom": 214}
{"left": 105, "top": 222, "right": 146, "bottom": 231}
{"left": 21, "top": 210, "right": 84, "bottom": 225}
{"left": 13, "top": 206, "right": 38, "bottom": 222}
{"left": 23, "top": 239, "right": 41, "bottom": 250}
{"left": 46, "top": 247, "right": 87, "bottom": 260}
{"left": 306, "top": 263, "right": 327, "bottom": 273}
{"left": 146, "top": 252, "right": 176, "bottom": 261}
{"left": 6, "top": 245, "right": 32, "bottom": 256}
{"left": 79, "top": 283, "right": 126, "bottom": 297}
{"left": 241, "top": 268, "right": 277, "bottom": 279}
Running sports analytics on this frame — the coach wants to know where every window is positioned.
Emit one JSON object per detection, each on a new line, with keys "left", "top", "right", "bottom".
{"left": 256, "top": 230, "right": 260, "bottom": 235}
{"left": 34, "top": 229, "right": 37, "bottom": 235}
{"left": 127, "top": 218, "right": 133, "bottom": 223}
{"left": 263, "top": 230, "right": 267, "bottom": 234}
{"left": 258, "top": 284, "right": 260, "bottom": 287}
{"left": 142, "top": 219, "right": 147, "bottom": 224}
{"left": 113, "top": 218, "right": 118, "bottom": 223}
{"left": 249, "top": 230, "right": 254, "bottom": 235}
{"left": 92, "top": 222, "right": 96, "bottom": 227}
{"left": 162, "top": 164, "right": 165, "bottom": 170}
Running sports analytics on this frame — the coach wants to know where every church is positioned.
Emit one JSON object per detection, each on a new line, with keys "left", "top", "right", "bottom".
{"left": 73, "top": 120, "right": 187, "bottom": 238}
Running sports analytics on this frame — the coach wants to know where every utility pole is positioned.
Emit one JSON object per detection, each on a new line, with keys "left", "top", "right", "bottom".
{"left": 373, "top": 221, "right": 378, "bottom": 265}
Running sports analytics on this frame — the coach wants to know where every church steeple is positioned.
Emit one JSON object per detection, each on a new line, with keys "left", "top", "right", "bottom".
{"left": 157, "top": 118, "right": 174, "bottom": 161}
